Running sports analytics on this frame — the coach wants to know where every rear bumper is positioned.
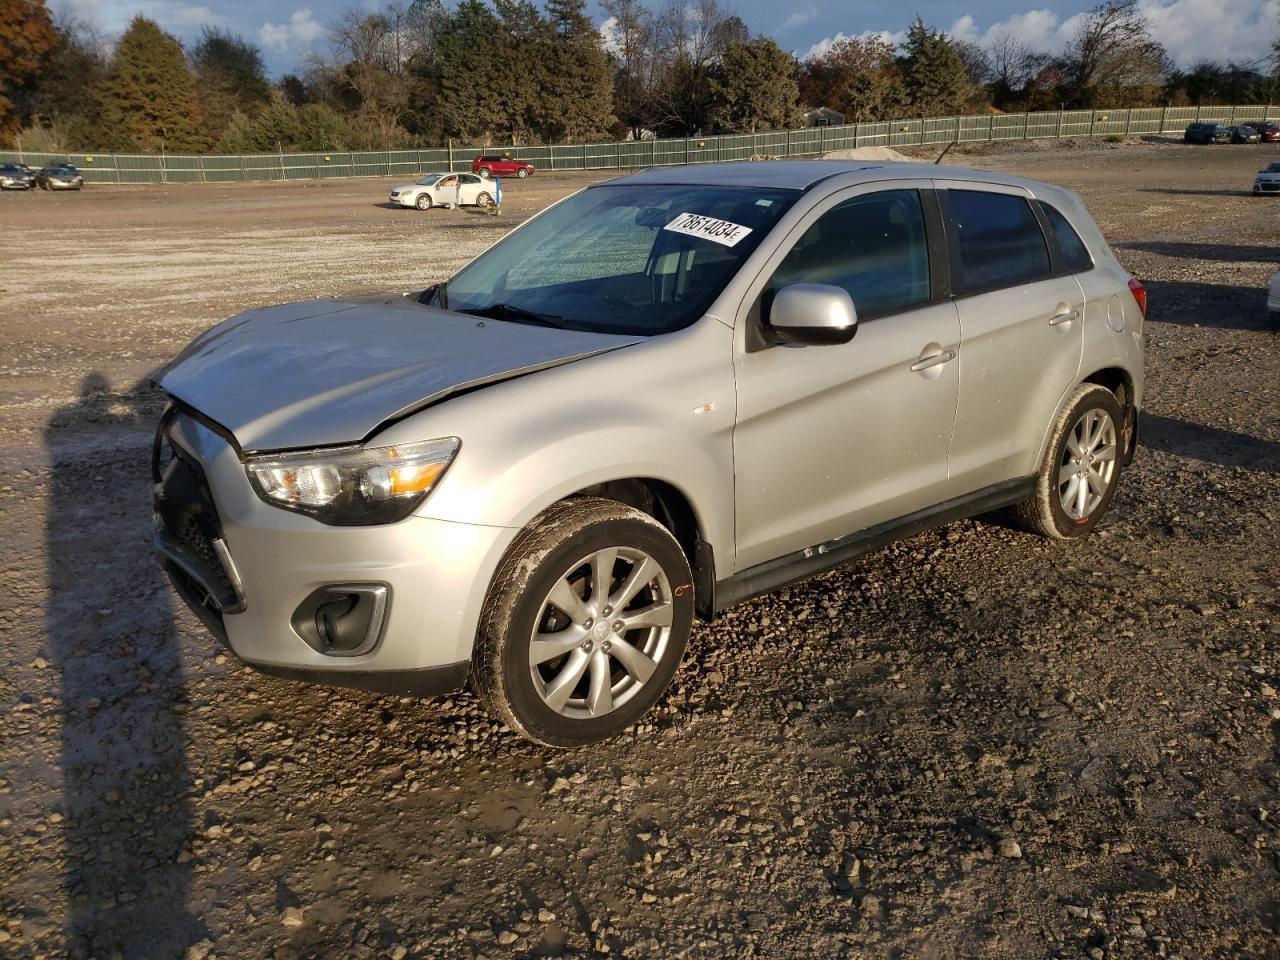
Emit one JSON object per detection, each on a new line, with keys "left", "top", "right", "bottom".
{"left": 152, "top": 409, "right": 518, "bottom": 696}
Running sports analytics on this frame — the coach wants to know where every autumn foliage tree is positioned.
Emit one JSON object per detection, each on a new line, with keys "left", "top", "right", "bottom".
{"left": 100, "top": 16, "right": 207, "bottom": 151}
{"left": 0, "top": 0, "right": 57, "bottom": 144}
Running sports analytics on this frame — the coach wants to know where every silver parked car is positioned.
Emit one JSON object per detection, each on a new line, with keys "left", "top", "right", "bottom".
{"left": 389, "top": 172, "right": 496, "bottom": 210}
{"left": 1254, "top": 161, "right": 1280, "bottom": 195}
{"left": 153, "top": 161, "right": 1145, "bottom": 747}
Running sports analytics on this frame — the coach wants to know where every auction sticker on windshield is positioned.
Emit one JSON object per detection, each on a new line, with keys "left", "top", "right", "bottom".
{"left": 663, "top": 212, "right": 753, "bottom": 247}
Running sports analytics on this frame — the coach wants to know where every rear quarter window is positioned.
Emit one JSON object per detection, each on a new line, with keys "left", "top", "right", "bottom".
{"left": 1041, "top": 203, "right": 1094, "bottom": 273}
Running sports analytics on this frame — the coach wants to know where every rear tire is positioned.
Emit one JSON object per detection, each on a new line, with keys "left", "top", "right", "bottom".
{"left": 476, "top": 191, "right": 493, "bottom": 208}
{"left": 1010, "top": 384, "right": 1125, "bottom": 540}
{"left": 471, "top": 497, "right": 694, "bottom": 748}
{"left": 477, "top": 168, "right": 491, "bottom": 179}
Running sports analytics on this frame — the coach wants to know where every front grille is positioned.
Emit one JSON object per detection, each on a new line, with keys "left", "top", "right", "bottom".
{"left": 152, "top": 413, "right": 245, "bottom": 617}
{"left": 1260, "top": 182, "right": 1279, "bottom": 192}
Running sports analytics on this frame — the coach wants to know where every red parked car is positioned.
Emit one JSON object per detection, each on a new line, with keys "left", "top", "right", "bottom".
{"left": 471, "top": 154, "right": 534, "bottom": 179}
{"left": 1243, "top": 122, "right": 1280, "bottom": 142}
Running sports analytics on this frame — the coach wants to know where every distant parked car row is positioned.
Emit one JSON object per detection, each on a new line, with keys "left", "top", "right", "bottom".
{"left": 1184, "top": 121, "right": 1278, "bottom": 144}
{"left": 0, "top": 162, "right": 84, "bottom": 190}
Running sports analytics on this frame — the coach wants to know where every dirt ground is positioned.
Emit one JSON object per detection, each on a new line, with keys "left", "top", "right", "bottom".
{"left": 1, "top": 139, "right": 1278, "bottom": 960}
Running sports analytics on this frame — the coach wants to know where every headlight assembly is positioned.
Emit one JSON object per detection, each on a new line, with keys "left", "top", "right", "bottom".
{"left": 246, "top": 437, "right": 459, "bottom": 525}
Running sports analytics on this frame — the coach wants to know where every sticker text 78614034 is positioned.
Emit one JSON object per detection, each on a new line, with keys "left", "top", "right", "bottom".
{"left": 662, "top": 212, "right": 753, "bottom": 247}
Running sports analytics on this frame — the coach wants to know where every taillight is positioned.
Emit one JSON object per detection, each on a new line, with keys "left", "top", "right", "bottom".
{"left": 1127, "top": 277, "right": 1147, "bottom": 318}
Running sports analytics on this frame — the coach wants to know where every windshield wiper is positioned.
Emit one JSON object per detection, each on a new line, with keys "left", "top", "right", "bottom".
{"left": 458, "top": 302, "right": 568, "bottom": 329}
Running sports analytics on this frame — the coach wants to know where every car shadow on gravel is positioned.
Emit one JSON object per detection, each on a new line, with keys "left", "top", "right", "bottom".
{"left": 1141, "top": 413, "right": 1280, "bottom": 473}
{"left": 1116, "top": 240, "right": 1279, "bottom": 262}
{"left": 1138, "top": 187, "right": 1254, "bottom": 198}
{"left": 44, "top": 374, "right": 203, "bottom": 958}
{"left": 1141, "top": 279, "right": 1273, "bottom": 331}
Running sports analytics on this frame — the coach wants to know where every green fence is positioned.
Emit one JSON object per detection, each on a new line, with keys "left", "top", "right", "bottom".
{"left": 2, "top": 104, "right": 1274, "bottom": 185}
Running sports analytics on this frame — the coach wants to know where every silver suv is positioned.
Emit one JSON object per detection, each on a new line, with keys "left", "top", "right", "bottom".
{"left": 153, "top": 161, "right": 1145, "bottom": 746}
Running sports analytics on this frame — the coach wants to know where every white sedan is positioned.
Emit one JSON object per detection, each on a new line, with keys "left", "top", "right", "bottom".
{"left": 389, "top": 173, "right": 495, "bottom": 210}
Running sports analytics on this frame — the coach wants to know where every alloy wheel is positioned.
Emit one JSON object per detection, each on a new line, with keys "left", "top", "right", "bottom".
{"left": 528, "top": 546, "right": 674, "bottom": 720}
{"left": 1059, "top": 408, "right": 1118, "bottom": 520}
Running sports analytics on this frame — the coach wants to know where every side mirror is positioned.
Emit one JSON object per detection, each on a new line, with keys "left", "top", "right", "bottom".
{"left": 768, "top": 283, "right": 858, "bottom": 345}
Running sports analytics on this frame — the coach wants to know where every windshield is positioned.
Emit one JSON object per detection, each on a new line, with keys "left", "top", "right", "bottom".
{"left": 415, "top": 175, "right": 442, "bottom": 186}
{"left": 1266, "top": 163, "right": 1280, "bottom": 173}
{"left": 439, "top": 183, "right": 796, "bottom": 335}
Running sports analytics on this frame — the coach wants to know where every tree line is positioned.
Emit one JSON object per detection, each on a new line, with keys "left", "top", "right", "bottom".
{"left": 2, "top": 0, "right": 1278, "bottom": 154}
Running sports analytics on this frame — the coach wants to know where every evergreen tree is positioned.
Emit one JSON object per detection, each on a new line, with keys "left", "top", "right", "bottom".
{"left": 216, "top": 90, "right": 349, "bottom": 152}
{"left": 101, "top": 17, "right": 207, "bottom": 151}
{"left": 537, "top": 0, "right": 613, "bottom": 141}
{"left": 191, "top": 28, "right": 270, "bottom": 141}
{"left": 0, "top": 0, "right": 57, "bottom": 144}
{"left": 899, "top": 17, "right": 973, "bottom": 116}
{"left": 709, "top": 37, "right": 799, "bottom": 133}
{"left": 492, "top": 0, "right": 545, "bottom": 143}
{"left": 434, "top": 0, "right": 507, "bottom": 139}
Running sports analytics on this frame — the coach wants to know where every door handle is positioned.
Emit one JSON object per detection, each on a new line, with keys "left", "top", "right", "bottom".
{"left": 1049, "top": 308, "right": 1080, "bottom": 326}
{"left": 910, "top": 349, "right": 956, "bottom": 372}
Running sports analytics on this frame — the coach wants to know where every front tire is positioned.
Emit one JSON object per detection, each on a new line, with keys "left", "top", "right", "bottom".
{"left": 471, "top": 497, "right": 694, "bottom": 748}
{"left": 415, "top": 193, "right": 431, "bottom": 210}
{"left": 516, "top": 167, "right": 529, "bottom": 179}
{"left": 1010, "top": 384, "right": 1125, "bottom": 539}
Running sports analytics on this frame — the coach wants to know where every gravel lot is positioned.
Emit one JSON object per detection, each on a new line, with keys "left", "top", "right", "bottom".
{"left": 1, "top": 139, "right": 1278, "bottom": 960}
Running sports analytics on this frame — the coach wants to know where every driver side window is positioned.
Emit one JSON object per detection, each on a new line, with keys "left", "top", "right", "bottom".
{"left": 769, "top": 189, "right": 931, "bottom": 319}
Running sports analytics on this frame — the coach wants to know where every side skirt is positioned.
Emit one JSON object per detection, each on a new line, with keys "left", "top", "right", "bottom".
{"left": 713, "top": 477, "right": 1036, "bottom": 612}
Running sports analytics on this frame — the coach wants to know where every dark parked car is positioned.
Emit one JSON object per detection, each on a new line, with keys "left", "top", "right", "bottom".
{"left": 1243, "top": 121, "right": 1280, "bottom": 142}
{"left": 1229, "top": 125, "right": 1261, "bottom": 144}
{"left": 0, "top": 163, "right": 35, "bottom": 189}
{"left": 1183, "top": 122, "right": 1232, "bottom": 144}
{"left": 36, "top": 163, "right": 84, "bottom": 190}
{"left": 471, "top": 154, "right": 534, "bottom": 179}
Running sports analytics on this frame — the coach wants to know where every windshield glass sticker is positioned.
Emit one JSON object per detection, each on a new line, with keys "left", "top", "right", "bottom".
{"left": 663, "top": 212, "right": 753, "bottom": 247}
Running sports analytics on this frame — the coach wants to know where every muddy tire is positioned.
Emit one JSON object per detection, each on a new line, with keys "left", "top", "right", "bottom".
{"left": 471, "top": 497, "right": 694, "bottom": 748}
{"left": 1011, "top": 383, "right": 1125, "bottom": 539}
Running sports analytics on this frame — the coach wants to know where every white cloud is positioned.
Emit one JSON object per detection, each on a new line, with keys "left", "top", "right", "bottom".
{"left": 55, "top": 0, "right": 228, "bottom": 34}
{"left": 946, "top": 0, "right": 1279, "bottom": 67}
{"left": 1136, "top": 0, "right": 1280, "bottom": 66}
{"left": 781, "top": 9, "right": 816, "bottom": 32}
{"left": 599, "top": 15, "right": 622, "bottom": 57}
{"left": 802, "top": 29, "right": 907, "bottom": 61}
{"left": 260, "top": 8, "right": 324, "bottom": 55}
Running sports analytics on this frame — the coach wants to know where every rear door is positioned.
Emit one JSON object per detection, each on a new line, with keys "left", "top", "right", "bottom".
{"left": 936, "top": 182, "right": 1084, "bottom": 493}
{"left": 458, "top": 174, "right": 483, "bottom": 203}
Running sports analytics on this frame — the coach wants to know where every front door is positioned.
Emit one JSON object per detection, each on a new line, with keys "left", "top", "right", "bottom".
{"left": 732, "top": 184, "right": 961, "bottom": 572}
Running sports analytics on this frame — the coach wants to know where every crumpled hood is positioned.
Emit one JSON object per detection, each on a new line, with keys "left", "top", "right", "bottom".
{"left": 158, "top": 295, "right": 642, "bottom": 453}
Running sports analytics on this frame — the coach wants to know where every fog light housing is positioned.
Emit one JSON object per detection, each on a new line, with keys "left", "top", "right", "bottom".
{"left": 291, "top": 584, "right": 389, "bottom": 656}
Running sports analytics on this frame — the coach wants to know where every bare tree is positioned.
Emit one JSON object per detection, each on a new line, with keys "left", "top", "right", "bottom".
{"left": 1059, "top": 0, "right": 1167, "bottom": 106}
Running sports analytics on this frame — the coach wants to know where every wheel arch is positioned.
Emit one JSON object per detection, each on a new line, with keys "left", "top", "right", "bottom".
{"left": 553, "top": 477, "right": 717, "bottom": 621}
{"left": 1081, "top": 366, "right": 1138, "bottom": 464}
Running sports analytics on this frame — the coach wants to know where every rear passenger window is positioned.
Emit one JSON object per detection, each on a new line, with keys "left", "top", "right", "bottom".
{"left": 1042, "top": 202, "right": 1093, "bottom": 273}
{"left": 947, "top": 190, "right": 1051, "bottom": 294}
{"left": 769, "top": 189, "right": 930, "bottom": 318}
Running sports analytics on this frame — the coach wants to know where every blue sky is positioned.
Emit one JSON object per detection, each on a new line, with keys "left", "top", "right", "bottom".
{"left": 56, "top": 0, "right": 1279, "bottom": 78}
